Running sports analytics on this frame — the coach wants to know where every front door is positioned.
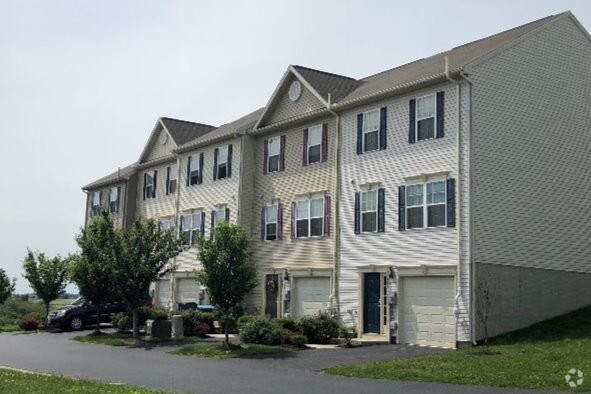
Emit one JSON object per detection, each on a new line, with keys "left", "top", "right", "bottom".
{"left": 363, "top": 273, "right": 381, "bottom": 333}
{"left": 264, "top": 274, "right": 279, "bottom": 318}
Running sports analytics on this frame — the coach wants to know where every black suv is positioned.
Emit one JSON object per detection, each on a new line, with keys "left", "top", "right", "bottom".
{"left": 47, "top": 297, "right": 127, "bottom": 331}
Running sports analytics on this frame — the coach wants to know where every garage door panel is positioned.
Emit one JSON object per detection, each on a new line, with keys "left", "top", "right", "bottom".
{"left": 157, "top": 279, "right": 171, "bottom": 307}
{"left": 177, "top": 278, "right": 199, "bottom": 303}
{"left": 293, "top": 277, "right": 330, "bottom": 317}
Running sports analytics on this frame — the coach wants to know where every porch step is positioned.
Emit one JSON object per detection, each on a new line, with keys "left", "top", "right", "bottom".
{"left": 351, "top": 337, "right": 390, "bottom": 346}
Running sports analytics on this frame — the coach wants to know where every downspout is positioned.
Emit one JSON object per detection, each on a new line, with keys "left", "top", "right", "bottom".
{"left": 326, "top": 93, "right": 341, "bottom": 317}
{"left": 170, "top": 154, "right": 182, "bottom": 312}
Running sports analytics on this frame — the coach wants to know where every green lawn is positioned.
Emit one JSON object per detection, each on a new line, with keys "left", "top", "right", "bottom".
{"left": 0, "top": 367, "right": 162, "bottom": 393}
{"left": 72, "top": 332, "right": 200, "bottom": 347}
{"left": 173, "top": 343, "right": 292, "bottom": 359}
{"left": 0, "top": 324, "right": 20, "bottom": 332}
{"left": 326, "top": 306, "right": 591, "bottom": 392}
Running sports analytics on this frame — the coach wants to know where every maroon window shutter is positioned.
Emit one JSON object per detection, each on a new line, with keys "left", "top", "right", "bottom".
{"left": 263, "top": 140, "right": 269, "bottom": 175}
{"left": 290, "top": 202, "right": 296, "bottom": 239}
{"left": 321, "top": 124, "right": 328, "bottom": 162}
{"left": 302, "top": 128, "right": 309, "bottom": 166}
{"left": 280, "top": 135, "right": 286, "bottom": 171}
{"left": 324, "top": 196, "right": 331, "bottom": 236}
{"left": 260, "top": 207, "right": 266, "bottom": 241}
{"left": 277, "top": 203, "right": 283, "bottom": 240}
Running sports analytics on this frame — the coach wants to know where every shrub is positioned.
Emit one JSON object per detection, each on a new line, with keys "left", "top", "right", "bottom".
{"left": 339, "top": 325, "right": 358, "bottom": 347}
{"left": 18, "top": 312, "right": 42, "bottom": 331}
{"left": 298, "top": 311, "right": 339, "bottom": 344}
{"left": 276, "top": 317, "right": 298, "bottom": 332}
{"left": 0, "top": 297, "right": 45, "bottom": 327}
{"left": 181, "top": 311, "right": 213, "bottom": 337}
{"left": 136, "top": 306, "right": 168, "bottom": 326}
{"left": 290, "top": 334, "right": 308, "bottom": 348}
{"left": 116, "top": 315, "right": 132, "bottom": 331}
{"left": 237, "top": 314, "right": 257, "bottom": 329}
{"left": 240, "top": 317, "right": 282, "bottom": 346}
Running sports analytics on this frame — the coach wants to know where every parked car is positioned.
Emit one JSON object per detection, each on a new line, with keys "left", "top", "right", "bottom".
{"left": 47, "top": 297, "right": 127, "bottom": 331}
{"left": 177, "top": 302, "right": 215, "bottom": 312}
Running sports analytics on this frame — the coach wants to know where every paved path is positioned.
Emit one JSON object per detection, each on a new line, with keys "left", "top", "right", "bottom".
{"left": 0, "top": 331, "right": 559, "bottom": 394}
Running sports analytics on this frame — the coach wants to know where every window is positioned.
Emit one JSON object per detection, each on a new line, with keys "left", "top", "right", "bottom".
{"left": 360, "top": 190, "right": 378, "bottom": 232}
{"left": 406, "top": 181, "right": 446, "bottom": 229}
{"left": 214, "top": 207, "right": 227, "bottom": 228}
{"left": 416, "top": 94, "right": 436, "bottom": 141}
{"left": 362, "top": 109, "right": 380, "bottom": 152}
{"left": 109, "top": 187, "right": 119, "bottom": 214}
{"left": 265, "top": 205, "right": 278, "bottom": 241}
{"left": 307, "top": 125, "right": 322, "bottom": 164}
{"left": 188, "top": 154, "right": 200, "bottom": 186}
{"left": 159, "top": 218, "right": 174, "bottom": 231}
{"left": 167, "top": 166, "right": 177, "bottom": 194}
{"left": 267, "top": 137, "right": 280, "bottom": 173}
{"left": 91, "top": 191, "right": 101, "bottom": 217}
{"left": 144, "top": 171, "right": 156, "bottom": 199}
{"left": 180, "top": 212, "right": 201, "bottom": 246}
{"left": 296, "top": 197, "right": 324, "bottom": 238}
{"left": 216, "top": 146, "right": 228, "bottom": 180}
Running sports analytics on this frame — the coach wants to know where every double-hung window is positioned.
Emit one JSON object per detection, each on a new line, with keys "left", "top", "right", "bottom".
{"left": 91, "top": 192, "right": 101, "bottom": 217}
{"left": 265, "top": 205, "right": 278, "bottom": 241}
{"left": 362, "top": 109, "right": 380, "bottom": 152}
{"left": 213, "top": 207, "right": 227, "bottom": 228}
{"left": 188, "top": 154, "right": 200, "bottom": 185}
{"left": 360, "top": 190, "right": 378, "bottom": 232}
{"left": 406, "top": 181, "right": 446, "bottom": 229}
{"left": 180, "top": 212, "right": 201, "bottom": 246}
{"left": 215, "top": 146, "right": 230, "bottom": 180}
{"left": 267, "top": 137, "right": 280, "bottom": 173}
{"left": 295, "top": 197, "right": 324, "bottom": 238}
{"left": 109, "top": 187, "right": 119, "bottom": 213}
{"left": 307, "top": 125, "right": 322, "bottom": 164}
{"left": 166, "top": 166, "right": 177, "bottom": 194}
{"left": 416, "top": 94, "right": 436, "bottom": 141}
{"left": 160, "top": 218, "right": 174, "bottom": 231}
{"left": 144, "top": 171, "right": 156, "bottom": 199}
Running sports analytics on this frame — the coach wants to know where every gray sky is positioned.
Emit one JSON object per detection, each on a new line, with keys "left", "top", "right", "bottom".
{"left": 1, "top": 1, "right": 590, "bottom": 293}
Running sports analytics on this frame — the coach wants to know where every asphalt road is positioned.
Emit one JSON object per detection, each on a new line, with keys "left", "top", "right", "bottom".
{"left": 0, "top": 330, "right": 559, "bottom": 394}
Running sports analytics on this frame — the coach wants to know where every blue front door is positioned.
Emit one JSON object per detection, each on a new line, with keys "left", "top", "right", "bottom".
{"left": 363, "top": 273, "right": 381, "bottom": 333}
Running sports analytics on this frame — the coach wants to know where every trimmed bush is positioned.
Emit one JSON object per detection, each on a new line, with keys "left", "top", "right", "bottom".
{"left": 276, "top": 317, "right": 298, "bottom": 332}
{"left": 240, "top": 317, "right": 282, "bottom": 346}
{"left": 117, "top": 315, "right": 132, "bottom": 331}
{"left": 18, "top": 312, "right": 42, "bottom": 331}
{"left": 298, "top": 311, "right": 339, "bottom": 344}
{"left": 339, "top": 325, "right": 358, "bottom": 347}
{"left": 136, "top": 306, "right": 168, "bottom": 326}
{"left": 181, "top": 311, "right": 213, "bottom": 337}
{"left": 290, "top": 334, "right": 308, "bottom": 348}
{"left": 237, "top": 315, "right": 257, "bottom": 329}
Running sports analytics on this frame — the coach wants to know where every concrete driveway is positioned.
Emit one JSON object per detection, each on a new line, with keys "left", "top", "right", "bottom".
{"left": 0, "top": 330, "right": 557, "bottom": 394}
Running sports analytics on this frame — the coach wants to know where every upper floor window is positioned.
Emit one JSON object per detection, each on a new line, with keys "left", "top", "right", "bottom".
{"left": 294, "top": 196, "right": 330, "bottom": 238}
{"left": 409, "top": 91, "right": 444, "bottom": 143}
{"left": 356, "top": 107, "right": 387, "bottom": 154}
{"left": 214, "top": 145, "right": 232, "bottom": 180}
{"left": 265, "top": 205, "right": 278, "bottom": 241}
{"left": 307, "top": 125, "right": 323, "bottom": 164}
{"left": 143, "top": 170, "right": 157, "bottom": 200}
{"left": 91, "top": 191, "right": 101, "bottom": 217}
{"left": 213, "top": 207, "right": 228, "bottom": 228}
{"left": 166, "top": 166, "right": 177, "bottom": 195}
{"left": 180, "top": 212, "right": 203, "bottom": 246}
{"left": 360, "top": 190, "right": 377, "bottom": 232}
{"left": 187, "top": 153, "right": 202, "bottom": 186}
{"left": 406, "top": 181, "right": 445, "bottom": 229}
{"left": 109, "top": 187, "right": 120, "bottom": 214}
{"left": 263, "top": 136, "right": 285, "bottom": 174}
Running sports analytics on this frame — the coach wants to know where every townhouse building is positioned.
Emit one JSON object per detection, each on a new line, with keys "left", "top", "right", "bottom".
{"left": 83, "top": 11, "right": 591, "bottom": 349}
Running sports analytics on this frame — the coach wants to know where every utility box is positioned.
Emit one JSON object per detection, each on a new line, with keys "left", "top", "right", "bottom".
{"left": 171, "top": 315, "right": 183, "bottom": 339}
{"left": 146, "top": 319, "right": 172, "bottom": 338}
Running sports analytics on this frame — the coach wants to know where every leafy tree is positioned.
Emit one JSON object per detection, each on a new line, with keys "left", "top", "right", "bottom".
{"left": 22, "top": 250, "right": 70, "bottom": 321}
{"left": 197, "top": 222, "right": 257, "bottom": 348}
{"left": 72, "top": 211, "right": 119, "bottom": 332}
{"left": 0, "top": 268, "right": 16, "bottom": 304}
{"left": 113, "top": 219, "right": 182, "bottom": 338}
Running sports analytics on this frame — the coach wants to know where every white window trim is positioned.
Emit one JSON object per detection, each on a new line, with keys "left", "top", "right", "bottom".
{"left": 145, "top": 171, "right": 155, "bottom": 199}
{"left": 181, "top": 211, "right": 201, "bottom": 245}
{"left": 214, "top": 206, "right": 227, "bottom": 228}
{"left": 91, "top": 192, "right": 101, "bottom": 216}
{"left": 160, "top": 217, "right": 174, "bottom": 231}
{"left": 415, "top": 93, "right": 437, "bottom": 142}
{"left": 267, "top": 137, "right": 281, "bottom": 173}
{"left": 307, "top": 124, "right": 323, "bottom": 164}
{"left": 362, "top": 109, "right": 380, "bottom": 152}
{"left": 109, "top": 187, "right": 119, "bottom": 213}
{"left": 295, "top": 195, "right": 324, "bottom": 238}
{"left": 189, "top": 154, "right": 200, "bottom": 185}
{"left": 265, "top": 204, "right": 278, "bottom": 241}
{"left": 405, "top": 179, "right": 447, "bottom": 229}
{"left": 217, "top": 146, "right": 229, "bottom": 179}
{"left": 360, "top": 190, "right": 378, "bottom": 233}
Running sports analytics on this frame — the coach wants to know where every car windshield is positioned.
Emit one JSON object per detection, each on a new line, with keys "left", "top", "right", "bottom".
{"left": 70, "top": 297, "right": 86, "bottom": 306}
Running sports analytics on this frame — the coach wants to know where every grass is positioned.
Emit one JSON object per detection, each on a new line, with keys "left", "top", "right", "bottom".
{"left": 173, "top": 343, "right": 292, "bottom": 359}
{"left": 0, "top": 324, "right": 20, "bottom": 332}
{"left": 72, "top": 332, "right": 201, "bottom": 347}
{"left": 0, "top": 367, "right": 162, "bottom": 393}
{"left": 326, "top": 306, "right": 591, "bottom": 392}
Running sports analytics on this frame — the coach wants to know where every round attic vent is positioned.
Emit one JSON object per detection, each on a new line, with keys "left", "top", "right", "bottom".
{"left": 288, "top": 80, "right": 302, "bottom": 102}
{"left": 159, "top": 130, "right": 168, "bottom": 145}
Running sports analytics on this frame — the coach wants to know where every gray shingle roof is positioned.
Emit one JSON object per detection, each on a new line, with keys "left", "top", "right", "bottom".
{"left": 292, "top": 65, "right": 362, "bottom": 103}
{"left": 160, "top": 118, "right": 217, "bottom": 146}
{"left": 82, "top": 163, "right": 136, "bottom": 190}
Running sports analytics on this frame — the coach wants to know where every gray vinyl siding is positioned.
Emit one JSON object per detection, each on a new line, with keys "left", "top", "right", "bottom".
{"left": 123, "top": 174, "right": 137, "bottom": 229}
{"left": 261, "top": 76, "right": 325, "bottom": 127}
{"left": 470, "top": 15, "right": 591, "bottom": 275}
{"left": 338, "top": 81, "right": 471, "bottom": 341}
{"left": 249, "top": 117, "right": 336, "bottom": 314}
{"left": 144, "top": 127, "right": 176, "bottom": 162}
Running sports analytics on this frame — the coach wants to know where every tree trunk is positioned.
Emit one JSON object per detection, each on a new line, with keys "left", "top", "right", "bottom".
{"left": 44, "top": 302, "right": 50, "bottom": 329}
{"left": 224, "top": 323, "right": 229, "bottom": 349}
{"left": 95, "top": 305, "right": 101, "bottom": 333}
{"left": 132, "top": 308, "right": 139, "bottom": 338}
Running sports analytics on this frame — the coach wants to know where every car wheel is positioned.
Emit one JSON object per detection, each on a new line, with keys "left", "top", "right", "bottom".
{"left": 69, "top": 317, "right": 84, "bottom": 331}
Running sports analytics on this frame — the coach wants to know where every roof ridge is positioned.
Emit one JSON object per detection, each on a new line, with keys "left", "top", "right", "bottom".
{"left": 160, "top": 117, "right": 217, "bottom": 128}
{"left": 292, "top": 65, "right": 357, "bottom": 81}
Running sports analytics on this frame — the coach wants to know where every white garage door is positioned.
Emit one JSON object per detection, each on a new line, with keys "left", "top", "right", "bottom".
{"left": 157, "top": 279, "right": 171, "bottom": 308}
{"left": 176, "top": 278, "right": 199, "bottom": 303}
{"left": 293, "top": 277, "right": 330, "bottom": 317}
{"left": 399, "top": 276, "right": 456, "bottom": 348}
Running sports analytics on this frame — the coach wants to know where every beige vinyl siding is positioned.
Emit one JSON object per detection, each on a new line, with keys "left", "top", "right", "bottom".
{"left": 470, "top": 15, "right": 591, "bottom": 275}
{"left": 261, "top": 76, "right": 325, "bottom": 127}
{"left": 85, "top": 181, "right": 128, "bottom": 229}
{"left": 249, "top": 117, "right": 336, "bottom": 315}
{"left": 145, "top": 127, "right": 176, "bottom": 162}
{"left": 338, "top": 81, "right": 470, "bottom": 341}
{"left": 135, "top": 161, "right": 177, "bottom": 222}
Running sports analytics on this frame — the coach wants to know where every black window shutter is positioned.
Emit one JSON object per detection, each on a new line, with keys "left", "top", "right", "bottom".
{"left": 143, "top": 173, "right": 147, "bottom": 200}
{"left": 290, "top": 202, "right": 296, "bottom": 239}
{"left": 321, "top": 124, "right": 328, "bottom": 162}
{"left": 227, "top": 144, "right": 233, "bottom": 178}
{"left": 152, "top": 171, "right": 157, "bottom": 198}
{"left": 323, "top": 196, "right": 331, "bottom": 237}
{"left": 116, "top": 186, "right": 121, "bottom": 213}
{"left": 198, "top": 153, "right": 204, "bottom": 184}
{"left": 354, "top": 192, "right": 360, "bottom": 234}
{"left": 279, "top": 137, "right": 285, "bottom": 172}
{"left": 225, "top": 208, "right": 230, "bottom": 222}
{"left": 302, "top": 129, "right": 308, "bottom": 166}
{"left": 378, "top": 188, "right": 385, "bottom": 232}
{"left": 186, "top": 156, "right": 191, "bottom": 186}
{"left": 210, "top": 211, "right": 215, "bottom": 239}
{"left": 277, "top": 203, "right": 283, "bottom": 240}
{"left": 263, "top": 139, "right": 269, "bottom": 174}
{"left": 446, "top": 178, "right": 456, "bottom": 228}
{"left": 166, "top": 167, "right": 170, "bottom": 195}
{"left": 379, "top": 107, "right": 387, "bottom": 150}
{"left": 436, "top": 91, "right": 445, "bottom": 139}
{"left": 398, "top": 186, "right": 406, "bottom": 231}
{"left": 200, "top": 212, "right": 205, "bottom": 237}
{"left": 409, "top": 99, "right": 416, "bottom": 144}
{"left": 213, "top": 148, "right": 218, "bottom": 180}
{"left": 356, "top": 114, "right": 363, "bottom": 154}
{"left": 99, "top": 191, "right": 103, "bottom": 210}
{"left": 260, "top": 207, "right": 266, "bottom": 241}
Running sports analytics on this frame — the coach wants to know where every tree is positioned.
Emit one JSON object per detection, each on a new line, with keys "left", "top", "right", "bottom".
{"left": 112, "top": 218, "right": 182, "bottom": 338}
{"left": 476, "top": 268, "right": 496, "bottom": 353}
{"left": 22, "top": 250, "right": 70, "bottom": 321}
{"left": 197, "top": 222, "right": 257, "bottom": 348}
{"left": 0, "top": 268, "right": 15, "bottom": 304}
{"left": 72, "top": 211, "right": 119, "bottom": 333}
